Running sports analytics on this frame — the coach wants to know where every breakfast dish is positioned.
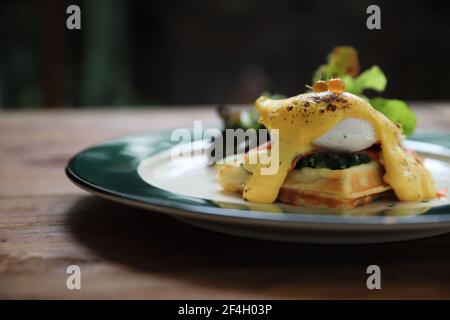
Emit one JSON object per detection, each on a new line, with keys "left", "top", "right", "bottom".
{"left": 67, "top": 129, "right": 450, "bottom": 244}
{"left": 218, "top": 79, "right": 437, "bottom": 208}
{"left": 216, "top": 46, "right": 440, "bottom": 209}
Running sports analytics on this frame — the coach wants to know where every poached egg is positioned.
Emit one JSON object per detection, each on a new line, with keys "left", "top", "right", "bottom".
{"left": 312, "top": 118, "right": 378, "bottom": 152}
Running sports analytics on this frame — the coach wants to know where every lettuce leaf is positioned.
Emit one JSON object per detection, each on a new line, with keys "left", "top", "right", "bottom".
{"left": 312, "top": 46, "right": 360, "bottom": 82}
{"left": 370, "top": 97, "right": 416, "bottom": 137}
{"left": 342, "top": 66, "right": 387, "bottom": 96}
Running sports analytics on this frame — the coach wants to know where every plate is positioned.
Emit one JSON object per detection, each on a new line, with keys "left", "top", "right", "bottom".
{"left": 66, "top": 129, "right": 450, "bottom": 244}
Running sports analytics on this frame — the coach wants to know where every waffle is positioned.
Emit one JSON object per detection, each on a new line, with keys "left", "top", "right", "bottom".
{"left": 217, "top": 161, "right": 392, "bottom": 209}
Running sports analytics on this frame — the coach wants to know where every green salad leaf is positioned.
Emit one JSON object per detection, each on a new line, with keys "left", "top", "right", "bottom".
{"left": 370, "top": 97, "right": 417, "bottom": 137}
{"left": 312, "top": 46, "right": 360, "bottom": 82}
{"left": 342, "top": 65, "right": 387, "bottom": 96}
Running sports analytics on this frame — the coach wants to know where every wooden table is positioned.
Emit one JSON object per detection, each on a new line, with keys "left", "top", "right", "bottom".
{"left": 1, "top": 104, "right": 450, "bottom": 299}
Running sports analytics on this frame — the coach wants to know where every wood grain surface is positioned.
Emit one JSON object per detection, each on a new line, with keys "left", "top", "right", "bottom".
{"left": 1, "top": 104, "right": 450, "bottom": 299}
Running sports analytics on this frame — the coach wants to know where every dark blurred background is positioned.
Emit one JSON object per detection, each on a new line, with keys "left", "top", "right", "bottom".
{"left": 0, "top": 0, "right": 449, "bottom": 109}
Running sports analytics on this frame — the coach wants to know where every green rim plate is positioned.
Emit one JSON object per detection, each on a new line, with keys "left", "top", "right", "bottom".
{"left": 66, "top": 129, "right": 450, "bottom": 227}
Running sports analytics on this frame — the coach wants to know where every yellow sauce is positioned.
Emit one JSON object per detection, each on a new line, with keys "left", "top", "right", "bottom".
{"left": 242, "top": 91, "right": 436, "bottom": 203}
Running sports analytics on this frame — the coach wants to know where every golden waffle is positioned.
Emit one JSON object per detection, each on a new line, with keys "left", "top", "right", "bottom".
{"left": 218, "top": 161, "right": 392, "bottom": 209}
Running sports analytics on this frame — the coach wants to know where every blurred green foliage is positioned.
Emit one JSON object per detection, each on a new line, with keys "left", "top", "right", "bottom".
{"left": 1, "top": 1, "right": 449, "bottom": 109}
{"left": 0, "top": 1, "right": 43, "bottom": 108}
{"left": 0, "top": 0, "right": 134, "bottom": 108}
{"left": 80, "top": 0, "right": 133, "bottom": 106}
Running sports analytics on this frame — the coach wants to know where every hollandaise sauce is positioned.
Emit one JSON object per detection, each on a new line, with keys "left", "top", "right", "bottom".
{"left": 242, "top": 91, "right": 436, "bottom": 203}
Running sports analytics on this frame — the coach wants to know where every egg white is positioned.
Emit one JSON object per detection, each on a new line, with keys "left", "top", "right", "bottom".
{"left": 313, "top": 118, "right": 378, "bottom": 152}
